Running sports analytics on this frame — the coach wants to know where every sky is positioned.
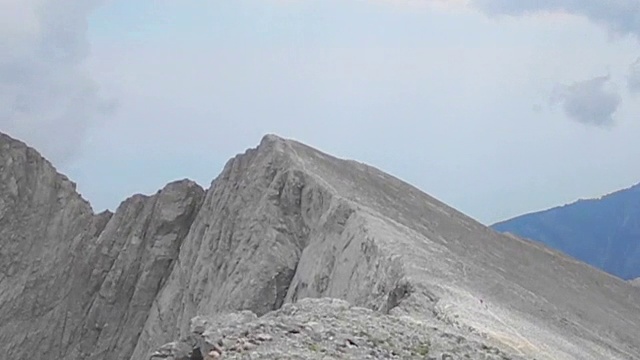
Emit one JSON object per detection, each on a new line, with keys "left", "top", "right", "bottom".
{"left": 2, "top": 0, "right": 640, "bottom": 224}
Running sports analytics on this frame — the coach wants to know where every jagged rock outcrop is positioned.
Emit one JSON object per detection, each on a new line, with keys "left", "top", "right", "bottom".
{"left": 0, "top": 133, "right": 204, "bottom": 360}
{"left": 130, "top": 136, "right": 414, "bottom": 360}
{"left": 2, "top": 132, "right": 640, "bottom": 360}
{"left": 68, "top": 181, "right": 205, "bottom": 360}
{"left": 0, "top": 133, "right": 107, "bottom": 358}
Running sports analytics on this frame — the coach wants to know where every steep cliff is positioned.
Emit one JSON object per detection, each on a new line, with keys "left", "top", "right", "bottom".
{"left": 0, "top": 133, "right": 204, "bottom": 360}
{"left": 131, "top": 136, "right": 411, "bottom": 359}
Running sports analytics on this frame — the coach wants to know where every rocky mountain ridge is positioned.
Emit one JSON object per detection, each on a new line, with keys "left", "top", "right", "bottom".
{"left": 1, "top": 132, "right": 639, "bottom": 360}
{"left": 0, "top": 132, "right": 204, "bottom": 360}
{"left": 492, "top": 183, "right": 640, "bottom": 280}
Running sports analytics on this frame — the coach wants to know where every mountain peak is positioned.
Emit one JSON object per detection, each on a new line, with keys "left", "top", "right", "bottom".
{"left": 0, "top": 130, "right": 90, "bottom": 211}
{"left": 256, "top": 133, "right": 313, "bottom": 160}
{"left": 260, "top": 133, "right": 287, "bottom": 145}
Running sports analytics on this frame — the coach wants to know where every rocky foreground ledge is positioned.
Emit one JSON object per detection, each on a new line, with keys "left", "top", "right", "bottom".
{"left": 150, "top": 298, "right": 519, "bottom": 360}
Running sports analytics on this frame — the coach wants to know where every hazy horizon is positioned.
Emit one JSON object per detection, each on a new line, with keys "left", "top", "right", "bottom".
{"left": 2, "top": 0, "right": 640, "bottom": 224}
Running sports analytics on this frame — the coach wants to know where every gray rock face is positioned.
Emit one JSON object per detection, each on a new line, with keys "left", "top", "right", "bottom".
{"left": 139, "top": 135, "right": 640, "bottom": 360}
{"left": 0, "top": 133, "right": 106, "bottom": 358}
{"left": 0, "top": 133, "right": 204, "bottom": 360}
{"left": 2, "top": 132, "right": 640, "bottom": 360}
{"left": 631, "top": 278, "right": 640, "bottom": 287}
{"left": 130, "top": 136, "right": 413, "bottom": 360}
{"left": 69, "top": 181, "right": 205, "bottom": 360}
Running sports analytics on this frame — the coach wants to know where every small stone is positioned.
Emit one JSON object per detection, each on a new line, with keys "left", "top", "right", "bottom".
{"left": 231, "top": 338, "right": 247, "bottom": 352}
{"left": 346, "top": 338, "right": 359, "bottom": 347}
{"left": 221, "top": 338, "right": 235, "bottom": 349}
{"left": 212, "top": 343, "right": 224, "bottom": 353}
{"left": 255, "top": 333, "right": 273, "bottom": 342}
{"left": 206, "top": 350, "right": 221, "bottom": 360}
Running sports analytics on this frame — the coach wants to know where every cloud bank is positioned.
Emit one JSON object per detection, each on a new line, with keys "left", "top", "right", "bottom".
{"left": 627, "top": 58, "right": 640, "bottom": 94}
{"left": 551, "top": 75, "right": 621, "bottom": 127}
{"left": 473, "top": 0, "right": 640, "bottom": 39}
{"left": 0, "top": 0, "right": 113, "bottom": 165}
{"left": 473, "top": 0, "right": 639, "bottom": 127}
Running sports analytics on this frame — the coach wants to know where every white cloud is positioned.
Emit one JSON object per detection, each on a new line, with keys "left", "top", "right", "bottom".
{"left": 0, "top": 0, "right": 114, "bottom": 165}
{"left": 473, "top": 0, "right": 640, "bottom": 39}
{"left": 627, "top": 58, "right": 640, "bottom": 94}
{"left": 551, "top": 75, "right": 621, "bottom": 127}
{"left": 472, "top": 0, "right": 639, "bottom": 128}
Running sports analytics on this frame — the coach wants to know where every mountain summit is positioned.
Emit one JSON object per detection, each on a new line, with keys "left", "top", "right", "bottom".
{"left": 493, "top": 183, "right": 640, "bottom": 280}
{"left": 1, "top": 132, "right": 639, "bottom": 360}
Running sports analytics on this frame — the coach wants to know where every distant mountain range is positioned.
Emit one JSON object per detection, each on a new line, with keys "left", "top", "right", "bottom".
{"left": 493, "top": 183, "right": 640, "bottom": 280}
